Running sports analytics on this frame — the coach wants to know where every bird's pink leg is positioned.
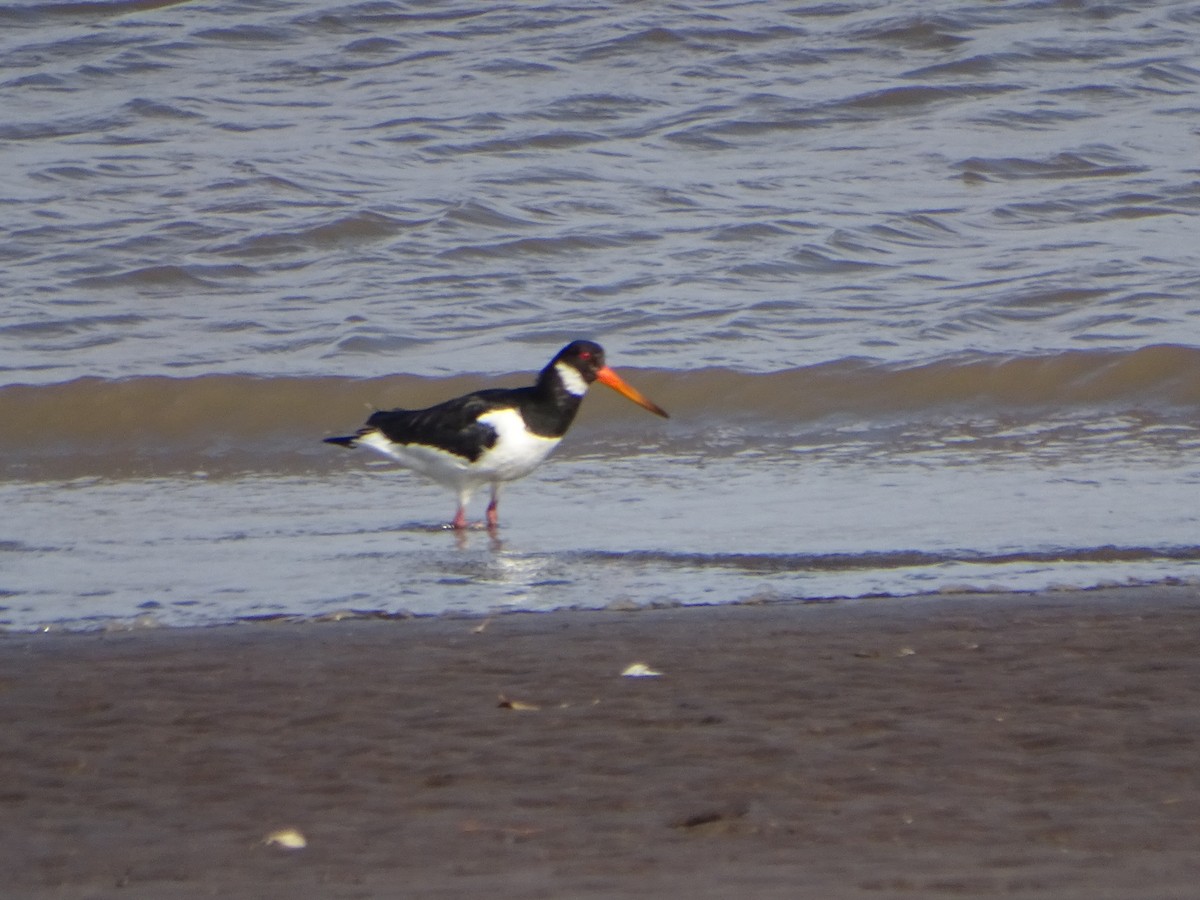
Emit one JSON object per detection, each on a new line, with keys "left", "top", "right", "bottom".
{"left": 451, "top": 506, "right": 468, "bottom": 530}
{"left": 485, "top": 486, "right": 500, "bottom": 530}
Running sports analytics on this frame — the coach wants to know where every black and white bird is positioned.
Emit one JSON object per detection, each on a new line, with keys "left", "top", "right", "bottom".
{"left": 324, "top": 340, "right": 668, "bottom": 530}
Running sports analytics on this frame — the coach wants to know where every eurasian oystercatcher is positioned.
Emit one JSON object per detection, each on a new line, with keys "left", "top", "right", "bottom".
{"left": 324, "top": 340, "right": 668, "bottom": 530}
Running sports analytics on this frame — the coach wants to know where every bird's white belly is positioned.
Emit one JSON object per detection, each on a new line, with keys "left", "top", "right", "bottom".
{"left": 358, "top": 432, "right": 470, "bottom": 485}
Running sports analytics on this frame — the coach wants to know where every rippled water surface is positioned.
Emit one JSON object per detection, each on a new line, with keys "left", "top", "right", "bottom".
{"left": 2, "top": 0, "right": 1200, "bottom": 629}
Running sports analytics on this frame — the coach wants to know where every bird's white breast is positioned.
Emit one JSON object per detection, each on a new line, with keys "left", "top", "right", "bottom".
{"left": 473, "top": 408, "right": 561, "bottom": 480}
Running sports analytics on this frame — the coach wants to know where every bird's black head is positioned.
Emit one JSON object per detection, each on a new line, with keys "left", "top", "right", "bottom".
{"left": 553, "top": 340, "right": 607, "bottom": 383}
{"left": 546, "top": 340, "right": 669, "bottom": 418}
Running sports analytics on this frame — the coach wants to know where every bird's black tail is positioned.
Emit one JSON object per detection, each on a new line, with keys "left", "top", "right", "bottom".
{"left": 324, "top": 435, "right": 358, "bottom": 448}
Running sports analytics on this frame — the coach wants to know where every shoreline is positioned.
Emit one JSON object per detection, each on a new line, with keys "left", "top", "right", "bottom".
{"left": 11, "top": 575, "right": 1200, "bottom": 636}
{"left": 4, "top": 586, "right": 1200, "bottom": 898}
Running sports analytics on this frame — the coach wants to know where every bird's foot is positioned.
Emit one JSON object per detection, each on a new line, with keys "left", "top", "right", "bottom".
{"left": 440, "top": 520, "right": 496, "bottom": 532}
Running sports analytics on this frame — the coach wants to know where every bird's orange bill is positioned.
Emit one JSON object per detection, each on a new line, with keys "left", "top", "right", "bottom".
{"left": 595, "top": 366, "right": 669, "bottom": 418}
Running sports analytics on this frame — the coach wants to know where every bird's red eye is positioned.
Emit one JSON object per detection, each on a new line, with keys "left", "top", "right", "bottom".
{"left": 579, "top": 350, "right": 591, "bottom": 360}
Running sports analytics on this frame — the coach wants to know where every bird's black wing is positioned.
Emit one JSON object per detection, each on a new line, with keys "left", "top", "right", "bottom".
{"left": 364, "top": 389, "right": 527, "bottom": 462}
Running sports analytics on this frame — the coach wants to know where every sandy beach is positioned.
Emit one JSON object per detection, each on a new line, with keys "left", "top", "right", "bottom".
{"left": 3, "top": 586, "right": 1200, "bottom": 899}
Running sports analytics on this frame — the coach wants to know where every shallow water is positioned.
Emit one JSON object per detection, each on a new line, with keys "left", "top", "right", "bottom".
{"left": 2, "top": 1, "right": 1200, "bottom": 629}
{"left": 5, "top": 411, "right": 1199, "bottom": 629}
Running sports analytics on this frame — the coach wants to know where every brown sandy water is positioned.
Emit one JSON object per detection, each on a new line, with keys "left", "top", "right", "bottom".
{"left": 4, "top": 3, "right": 1200, "bottom": 382}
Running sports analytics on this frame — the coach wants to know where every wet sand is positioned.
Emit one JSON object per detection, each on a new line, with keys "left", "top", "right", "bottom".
{"left": 3, "top": 586, "right": 1200, "bottom": 899}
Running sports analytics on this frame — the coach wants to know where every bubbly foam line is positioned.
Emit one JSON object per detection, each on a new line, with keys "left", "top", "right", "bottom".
{"left": 561, "top": 544, "right": 1200, "bottom": 573}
